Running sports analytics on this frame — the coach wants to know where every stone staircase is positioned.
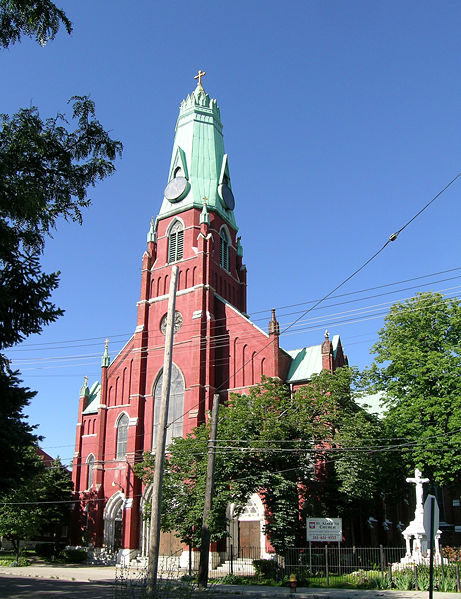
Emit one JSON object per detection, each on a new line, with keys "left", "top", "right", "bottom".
{"left": 212, "top": 557, "right": 255, "bottom": 576}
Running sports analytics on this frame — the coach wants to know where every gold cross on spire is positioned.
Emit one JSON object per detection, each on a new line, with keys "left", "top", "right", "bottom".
{"left": 105, "top": 338, "right": 109, "bottom": 350}
{"left": 194, "top": 69, "right": 206, "bottom": 86}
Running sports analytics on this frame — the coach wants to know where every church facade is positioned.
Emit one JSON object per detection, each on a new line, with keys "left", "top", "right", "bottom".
{"left": 71, "top": 77, "right": 347, "bottom": 565}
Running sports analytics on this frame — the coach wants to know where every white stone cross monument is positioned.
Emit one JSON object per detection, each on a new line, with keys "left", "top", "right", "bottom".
{"left": 400, "top": 469, "right": 442, "bottom": 565}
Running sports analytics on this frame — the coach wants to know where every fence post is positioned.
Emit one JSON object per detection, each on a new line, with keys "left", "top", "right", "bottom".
{"left": 414, "top": 563, "right": 419, "bottom": 590}
{"left": 230, "top": 544, "right": 233, "bottom": 575}
{"left": 388, "top": 564, "right": 393, "bottom": 586}
{"left": 325, "top": 545, "right": 329, "bottom": 586}
{"left": 380, "top": 544, "right": 384, "bottom": 576}
{"left": 456, "top": 563, "right": 460, "bottom": 592}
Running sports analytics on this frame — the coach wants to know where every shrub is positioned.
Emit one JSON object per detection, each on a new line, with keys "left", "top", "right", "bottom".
{"left": 220, "top": 574, "right": 247, "bottom": 584}
{"left": 34, "top": 543, "right": 55, "bottom": 559}
{"left": 62, "top": 548, "right": 87, "bottom": 563}
{"left": 253, "top": 558, "right": 282, "bottom": 580}
{"left": 1, "top": 557, "right": 31, "bottom": 567}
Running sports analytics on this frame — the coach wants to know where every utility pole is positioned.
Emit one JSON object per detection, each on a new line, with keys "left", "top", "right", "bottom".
{"left": 146, "top": 265, "right": 178, "bottom": 597}
{"left": 198, "top": 393, "right": 220, "bottom": 588}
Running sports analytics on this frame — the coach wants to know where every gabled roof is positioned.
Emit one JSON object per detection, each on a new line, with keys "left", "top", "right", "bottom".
{"left": 82, "top": 381, "right": 101, "bottom": 415}
{"left": 285, "top": 334, "right": 341, "bottom": 384}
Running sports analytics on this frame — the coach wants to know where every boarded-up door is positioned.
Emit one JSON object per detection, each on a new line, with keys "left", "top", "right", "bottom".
{"left": 238, "top": 521, "right": 260, "bottom": 558}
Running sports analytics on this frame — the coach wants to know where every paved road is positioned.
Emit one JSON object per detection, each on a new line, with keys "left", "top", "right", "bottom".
{"left": 0, "top": 576, "right": 114, "bottom": 598}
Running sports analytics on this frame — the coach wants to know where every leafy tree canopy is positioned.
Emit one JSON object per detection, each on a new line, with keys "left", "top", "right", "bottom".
{"left": 0, "top": 97, "right": 122, "bottom": 491}
{"left": 366, "top": 292, "right": 461, "bottom": 486}
{"left": 0, "top": 453, "right": 73, "bottom": 560}
{"left": 136, "top": 369, "right": 394, "bottom": 553}
{"left": 0, "top": 96, "right": 123, "bottom": 351}
{"left": 0, "top": 0, "right": 71, "bottom": 48}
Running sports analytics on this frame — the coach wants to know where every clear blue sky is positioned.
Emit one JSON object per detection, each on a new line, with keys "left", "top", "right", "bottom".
{"left": 4, "top": 1, "right": 461, "bottom": 465}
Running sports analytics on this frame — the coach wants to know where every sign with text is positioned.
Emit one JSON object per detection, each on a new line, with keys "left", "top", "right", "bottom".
{"left": 306, "top": 517, "right": 342, "bottom": 542}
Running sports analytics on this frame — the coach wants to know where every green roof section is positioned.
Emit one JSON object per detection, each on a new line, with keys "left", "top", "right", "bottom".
{"left": 157, "top": 80, "right": 237, "bottom": 231}
{"left": 285, "top": 345, "right": 323, "bottom": 383}
{"left": 285, "top": 335, "right": 341, "bottom": 383}
{"left": 82, "top": 381, "right": 101, "bottom": 415}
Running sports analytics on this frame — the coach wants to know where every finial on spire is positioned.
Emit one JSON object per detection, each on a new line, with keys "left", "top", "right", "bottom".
{"left": 200, "top": 198, "right": 210, "bottom": 225}
{"left": 325, "top": 329, "right": 329, "bottom": 339}
{"left": 194, "top": 69, "right": 206, "bottom": 87}
{"left": 80, "top": 375, "right": 89, "bottom": 397}
{"left": 147, "top": 216, "right": 156, "bottom": 243}
{"left": 102, "top": 339, "right": 111, "bottom": 368}
{"left": 268, "top": 308, "right": 280, "bottom": 336}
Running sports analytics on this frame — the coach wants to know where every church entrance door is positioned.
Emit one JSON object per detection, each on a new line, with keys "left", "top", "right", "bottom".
{"left": 114, "top": 509, "right": 122, "bottom": 552}
{"left": 238, "top": 520, "right": 260, "bottom": 558}
{"left": 103, "top": 491, "right": 125, "bottom": 553}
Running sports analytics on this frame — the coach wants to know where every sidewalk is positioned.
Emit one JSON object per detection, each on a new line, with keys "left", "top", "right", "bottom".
{"left": 0, "top": 563, "right": 458, "bottom": 598}
{"left": 0, "top": 562, "right": 115, "bottom": 583}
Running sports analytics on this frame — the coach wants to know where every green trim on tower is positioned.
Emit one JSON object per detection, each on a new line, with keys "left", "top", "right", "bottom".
{"left": 157, "top": 82, "right": 238, "bottom": 231}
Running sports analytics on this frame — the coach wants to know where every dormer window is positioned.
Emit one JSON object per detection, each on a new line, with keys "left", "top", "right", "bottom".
{"left": 168, "top": 220, "right": 184, "bottom": 263}
{"left": 220, "top": 228, "right": 229, "bottom": 271}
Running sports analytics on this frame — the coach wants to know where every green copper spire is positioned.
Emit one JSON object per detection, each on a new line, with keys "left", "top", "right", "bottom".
{"left": 157, "top": 74, "right": 237, "bottom": 231}
{"left": 101, "top": 339, "right": 111, "bottom": 368}
{"left": 80, "top": 375, "right": 89, "bottom": 397}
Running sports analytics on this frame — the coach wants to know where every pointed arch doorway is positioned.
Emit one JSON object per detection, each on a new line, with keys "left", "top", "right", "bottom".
{"left": 103, "top": 491, "right": 125, "bottom": 552}
{"left": 228, "top": 493, "right": 265, "bottom": 559}
{"left": 139, "top": 485, "right": 183, "bottom": 560}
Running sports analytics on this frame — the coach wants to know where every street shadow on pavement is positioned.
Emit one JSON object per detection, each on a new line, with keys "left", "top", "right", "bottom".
{"left": 0, "top": 576, "right": 114, "bottom": 598}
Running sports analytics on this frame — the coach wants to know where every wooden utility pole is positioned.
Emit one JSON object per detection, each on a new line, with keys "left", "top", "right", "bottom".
{"left": 146, "top": 265, "right": 178, "bottom": 596}
{"left": 198, "top": 393, "right": 220, "bottom": 588}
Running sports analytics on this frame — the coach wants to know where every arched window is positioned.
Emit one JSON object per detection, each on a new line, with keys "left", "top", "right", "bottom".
{"left": 116, "top": 413, "right": 129, "bottom": 459}
{"left": 220, "top": 228, "right": 229, "bottom": 271}
{"left": 86, "top": 454, "right": 95, "bottom": 489}
{"left": 153, "top": 364, "right": 184, "bottom": 448}
{"left": 168, "top": 220, "right": 184, "bottom": 263}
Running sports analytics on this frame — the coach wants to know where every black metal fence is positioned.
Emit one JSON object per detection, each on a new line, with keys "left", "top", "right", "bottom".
{"left": 209, "top": 545, "right": 408, "bottom": 582}
{"left": 282, "top": 545, "right": 406, "bottom": 581}
{"left": 115, "top": 546, "right": 461, "bottom": 593}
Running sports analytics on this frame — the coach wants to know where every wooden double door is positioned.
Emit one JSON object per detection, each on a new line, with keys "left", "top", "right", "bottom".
{"left": 238, "top": 521, "right": 260, "bottom": 558}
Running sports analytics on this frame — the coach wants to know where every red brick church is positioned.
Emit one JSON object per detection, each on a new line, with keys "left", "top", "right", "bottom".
{"left": 71, "top": 75, "right": 347, "bottom": 565}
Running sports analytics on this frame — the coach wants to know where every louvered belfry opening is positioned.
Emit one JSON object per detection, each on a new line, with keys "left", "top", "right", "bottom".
{"left": 168, "top": 220, "right": 184, "bottom": 263}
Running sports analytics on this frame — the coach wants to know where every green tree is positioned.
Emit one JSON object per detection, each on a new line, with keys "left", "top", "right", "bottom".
{"left": 0, "top": 454, "right": 73, "bottom": 560}
{"left": 0, "top": 0, "right": 72, "bottom": 48}
{"left": 136, "top": 370, "right": 389, "bottom": 553}
{"left": 0, "top": 1, "right": 122, "bottom": 491}
{"left": 366, "top": 292, "right": 461, "bottom": 486}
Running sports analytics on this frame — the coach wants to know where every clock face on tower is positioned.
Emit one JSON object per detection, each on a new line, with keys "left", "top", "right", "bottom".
{"left": 160, "top": 311, "right": 183, "bottom": 335}
{"left": 218, "top": 183, "right": 235, "bottom": 210}
{"left": 164, "top": 177, "right": 189, "bottom": 203}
